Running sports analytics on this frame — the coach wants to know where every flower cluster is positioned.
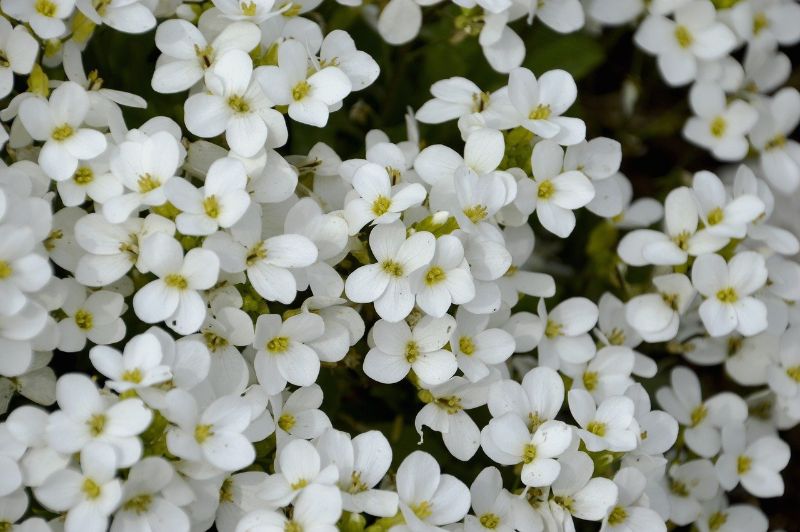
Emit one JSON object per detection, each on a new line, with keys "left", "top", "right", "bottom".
{"left": 0, "top": 0, "right": 798, "bottom": 532}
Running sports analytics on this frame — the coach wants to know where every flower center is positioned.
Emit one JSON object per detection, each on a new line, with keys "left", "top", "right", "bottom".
{"left": 228, "top": 95, "right": 250, "bottom": 113}
{"left": 292, "top": 81, "right": 311, "bottom": 101}
{"left": 267, "top": 336, "right": 290, "bottom": 353}
{"left": 195, "top": 44, "right": 214, "bottom": 68}
{"left": 246, "top": 241, "right": 268, "bottom": 266}
{"left": 690, "top": 404, "right": 707, "bottom": 426}
{"left": 284, "top": 521, "right": 303, "bottom": 532}
{"left": 672, "top": 230, "right": 690, "bottom": 251}
{"left": 582, "top": 371, "right": 598, "bottom": 391}
{"left": 552, "top": 495, "right": 574, "bottom": 512}
{"left": 737, "top": 454, "right": 752, "bottom": 474}
{"left": 122, "top": 368, "right": 143, "bottom": 383}
{"left": 386, "top": 166, "right": 402, "bottom": 183}
{"left": 35, "top": 0, "right": 58, "bottom": 16}
{"left": 0, "top": 261, "right": 11, "bottom": 279}
{"left": 410, "top": 501, "right": 433, "bottom": 519}
{"left": 74, "top": 309, "right": 93, "bottom": 330}
{"left": 709, "top": 117, "right": 727, "bottom": 138}
{"left": 752, "top": 12, "right": 769, "bottom": 34}
{"left": 81, "top": 478, "right": 102, "bottom": 500}
{"left": 716, "top": 287, "right": 738, "bottom": 304}
{"left": 479, "top": 513, "right": 500, "bottom": 529}
{"left": 765, "top": 134, "right": 786, "bottom": 151}
{"left": 203, "top": 195, "right": 221, "bottom": 218}
{"left": 608, "top": 506, "right": 628, "bottom": 525}
{"left": 670, "top": 480, "right": 689, "bottom": 497}
{"left": 544, "top": 319, "right": 561, "bottom": 339}
{"left": 707, "top": 206, "right": 724, "bottom": 225}
{"left": 137, "top": 173, "right": 161, "bottom": 193}
{"left": 709, "top": 511, "right": 728, "bottom": 531}
{"left": 435, "top": 395, "right": 463, "bottom": 414}
{"left": 87, "top": 413, "right": 106, "bottom": 436}
{"left": 73, "top": 166, "right": 94, "bottom": 185}
{"left": 346, "top": 471, "right": 369, "bottom": 494}
{"left": 463, "top": 204, "right": 488, "bottom": 223}
{"left": 371, "top": 195, "right": 391, "bottom": 216}
{"left": 607, "top": 327, "right": 625, "bottom": 345}
{"left": 219, "top": 478, "right": 235, "bottom": 503}
{"left": 123, "top": 493, "right": 153, "bottom": 514}
{"left": 194, "top": 423, "right": 213, "bottom": 443}
{"left": 537, "top": 179, "right": 555, "bottom": 200}
{"left": 471, "top": 91, "right": 491, "bottom": 113}
{"left": 786, "top": 365, "right": 800, "bottom": 382}
{"left": 204, "top": 331, "right": 229, "bottom": 352}
{"left": 424, "top": 266, "right": 446, "bottom": 286}
{"left": 674, "top": 25, "right": 693, "bottom": 48}
{"left": 52, "top": 124, "right": 74, "bottom": 141}
{"left": 587, "top": 420, "right": 606, "bottom": 436}
{"left": 278, "top": 412, "right": 296, "bottom": 431}
{"left": 458, "top": 336, "right": 475, "bottom": 356}
{"left": 165, "top": 274, "right": 188, "bottom": 290}
{"left": 405, "top": 341, "right": 420, "bottom": 363}
{"left": 381, "top": 260, "right": 404, "bottom": 278}
{"left": 528, "top": 412, "right": 543, "bottom": 432}
{"left": 522, "top": 443, "right": 537, "bottom": 464}
{"left": 528, "top": 104, "right": 551, "bottom": 120}
{"left": 240, "top": 1, "right": 258, "bottom": 16}
{"left": 290, "top": 478, "right": 308, "bottom": 490}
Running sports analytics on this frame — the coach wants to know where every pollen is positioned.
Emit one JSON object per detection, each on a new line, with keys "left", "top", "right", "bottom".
{"left": 137, "top": 173, "right": 161, "bottom": 193}
{"left": 278, "top": 412, "right": 296, "bottom": 431}
{"left": 528, "top": 104, "right": 551, "bottom": 121}
{"left": 435, "top": 395, "right": 462, "bottom": 414}
{"left": 458, "top": 336, "right": 475, "bottom": 356}
{"left": 716, "top": 286, "right": 739, "bottom": 304}
{"left": 284, "top": 521, "right": 303, "bottom": 532}
{"left": 410, "top": 500, "right": 433, "bottom": 519}
{"left": 582, "top": 371, "right": 599, "bottom": 391}
{"left": 672, "top": 230, "right": 690, "bottom": 251}
{"left": 51, "top": 124, "right": 74, "bottom": 141}
{"left": 204, "top": 331, "right": 229, "bottom": 352}
{"left": 240, "top": 1, "right": 258, "bottom": 16}
{"left": 670, "top": 479, "right": 689, "bottom": 497}
{"left": 381, "top": 260, "right": 404, "bottom": 278}
{"left": 786, "top": 365, "right": 800, "bottom": 382}
{"left": 587, "top": 420, "right": 606, "bottom": 436}
{"left": 385, "top": 166, "right": 402, "bottom": 183}
{"left": 73, "top": 167, "right": 94, "bottom": 185}
{"left": 195, "top": 44, "right": 214, "bottom": 69}
{"left": 290, "top": 478, "right": 308, "bottom": 490}
{"left": 123, "top": 493, "right": 153, "bottom": 514}
{"left": 87, "top": 413, "right": 106, "bottom": 436}
{"left": 74, "top": 309, "right": 93, "bottom": 331}
{"left": 165, "top": 274, "right": 188, "bottom": 290}
{"left": 765, "top": 134, "right": 786, "bottom": 151}
{"left": 709, "top": 117, "right": 727, "bottom": 138}
{"left": 607, "top": 328, "right": 625, "bottom": 345}
{"left": 522, "top": 443, "right": 537, "bottom": 464}
{"left": 227, "top": 95, "right": 250, "bottom": 113}
{"left": 122, "top": 368, "right": 143, "bottom": 383}
{"left": 608, "top": 506, "right": 628, "bottom": 525}
{"left": 690, "top": 404, "right": 708, "bottom": 427}
{"left": 203, "top": 195, "right": 221, "bottom": 219}
{"left": 219, "top": 478, "right": 235, "bottom": 503}
{"left": 528, "top": 411, "right": 543, "bottom": 432}
{"left": 81, "top": 478, "right": 102, "bottom": 500}
{"left": 371, "top": 195, "right": 391, "bottom": 216}
{"left": 544, "top": 319, "right": 561, "bottom": 339}
{"left": 347, "top": 471, "right": 369, "bottom": 494}
{"left": 292, "top": 80, "right": 311, "bottom": 101}
{"left": 424, "top": 266, "right": 446, "bottom": 286}
{"left": 737, "top": 454, "right": 752, "bottom": 474}
{"left": 537, "top": 180, "right": 555, "bottom": 200}
{"left": 708, "top": 511, "right": 728, "bottom": 531}
{"left": 463, "top": 204, "right": 488, "bottom": 223}
{"left": 752, "top": 12, "right": 769, "bottom": 34}
{"left": 674, "top": 25, "right": 693, "bottom": 48}
{"left": 246, "top": 241, "right": 268, "bottom": 266}
{"left": 267, "top": 336, "right": 290, "bottom": 353}
{"left": 35, "top": 0, "right": 58, "bottom": 17}
{"left": 194, "top": 423, "right": 213, "bottom": 443}
{"left": 404, "top": 341, "right": 420, "bottom": 363}
{"left": 479, "top": 513, "right": 500, "bottom": 529}
{"left": 0, "top": 261, "right": 12, "bottom": 280}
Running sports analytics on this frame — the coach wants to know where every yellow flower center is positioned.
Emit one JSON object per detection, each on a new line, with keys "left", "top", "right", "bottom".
{"left": 219, "top": 478, "right": 235, "bottom": 503}
{"left": 587, "top": 420, "right": 606, "bottom": 436}
{"left": 528, "top": 104, "right": 551, "bottom": 120}
{"left": 765, "top": 134, "right": 786, "bottom": 151}
{"left": 459, "top": 336, "right": 475, "bottom": 356}
{"left": 87, "top": 413, "right": 106, "bottom": 436}
{"left": 246, "top": 241, "right": 268, "bottom": 266}
{"left": 690, "top": 404, "right": 708, "bottom": 427}
{"left": 709, "top": 116, "right": 727, "bottom": 138}
{"left": 195, "top": 44, "right": 214, "bottom": 68}
{"left": 137, "top": 173, "right": 161, "bottom": 193}
{"left": 123, "top": 493, "right": 153, "bottom": 514}
{"left": 675, "top": 25, "right": 693, "bottom": 48}
{"left": 405, "top": 341, "right": 420, "bottom": 363}
{"left": 424, "top": 266, "right": 446, "bottom": 286}
{"left": 709, "top": 511, "right": 728, "bottom": 531}
{"left": 410, "top": 501, "right": 433, "bottom": 520}
{"left": 292, "top": 80, "right": 311, "bottom": 101}
{"left": 194, "top": 424, "right": 213, "bottom": 443}
{"left": 528, "top": 412, "right": 543, "bottom": 432}
{"left": 707, "top": 206, "right": 724, "bottom": 225}
{"left": 435, "top": 395, "right": 463, "bottom": 414}
{"left": 582, "top": 371, "right": 599, "bottom": 391}
{"left": 267, "top": 336, "right": 290, "bottom": 353}
{"left": 522, "top": 443, "right": 537, "bottom": 464}
{"left": 74, "top": 309, "right": 93, "bottom": 330}
{"left": 284, "top": 521, "right": 303, "bottom": 532}
{"left": 228, "top": 95, "right": 250, "bottom": 113}
{"left": 240, "top": 1, "right": 258, "bottom": 16}
{"left": 607, "top": 327, "right": 625, "bottom": 345}
{"left": 203, "top": 195, "right": 221, "bottom": 218}
{"left": 670, "top": 480, "right": 689, "bottom": 497}
{"left": 544, "top": 319, "right": 561, "bottom": 339}
{"left": 479, "top": 513, "right": 501, "bottom": 529}
{"left": 371, "top": 195, "right": 391, "bottom": 216}
{"left": 716, "top": 287, "right": 739, "bottom": 304}
{"left": 0, "top": 261, "right": 11, "bottom": 279}
{"left": 381, "top": 260, "right": 404, "bottom": 278}
{"left": 347, "top": 471, "right": 369, "bottom": 494}
{"left": 51, "top": 124, "right": 74, "bottom": 141}
{"left": 290, "top": 478, "right": 308, "bottom": 490}
{"left": 165, "top": 274, "right": 188, "bottom": 290}
{"left": 204, "top": 331, "right": 229, "bottom": 352}
{"left": 608, "top": 506, "right": 628, "bottom": 525}
{"left": 463, "top": 204, "right": 488, "bottom": 223}
{"left": 752, "top": 12, "right": 769, "bottom": 34}
{"left": 73, "top": 166, "right": 94, "bottom": 185}
{"left": 122, "top": 368, "right": 143, "bottom": 383}
{"left": 537, "top": 179, "right": 555, "bottom": 200}
{"left": 278, "top": 412, "right": 296, "bottom": 431}
{"left": 82, "top": 478, "right": 102, "bottom": 500}
{"left": 786, "top": 365, "right": 800, "bottom": 382}
{"left": 737, "top": 454, "right": 752, "bottom": 474}
{"left": 35, "top": 0, "right": 58, "bottom": 16}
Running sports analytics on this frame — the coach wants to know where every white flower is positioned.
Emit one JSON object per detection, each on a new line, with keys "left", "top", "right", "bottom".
{"left": 692, "top": 251, "right": 768, "bottom": 337}
{"left": 416, "top": 77, "right": 490, "bottom": 124}
{"left": 46, "top": 373, "right": 152, "bottom": 467}
{"left": 566, "top": 346, "right": 635, "bottom": 402}
{"left": 104, "top": 130, "right": 182, "bottom": 223}
{"left": 665, "top": 459, "right": 718, "bottom": 526}
{"left": 56, "top": 150, "right": 123, "bottom": 208}
{"left": 343, "top": 161, "right": 426, "bottom": 234}
{"left": 185, "top": 50, "right": 287, "bottom": 157}
{"left": 548, "top": 450, "right": 619, "bottom": 526}
{"left": 691, "top": 170, "right": 764, "bottom": 239}
{"left": 152, "top": 20, "right": 261, "bottom": 93}
{"left": 236, "top": 484, "right": 342, "bottom": 532}
{"left": 537, "top": 297, "right": 599, "bottom": 369}
{"left": 684, "top": 84, "right": 758, "bottom": 161}
{"left": 634, "top": 0, "right": 736, "bottom": 86}
{"left": 1, "top": 0, "right": 75, "bottom": 39}
{"left": 656, "top": 366, "right": 748, "bottom": 457}
{"left": 516, "top": 140, "right": 595, "bottom": 237}
{"left": 111, "top": 457, "right": 189, "bottom": 532}
{"left": 767, "top": 327, "right": 800, "bottom": 399}
{"left": 165, "top": 157, "right": 251, "bottom": 235}
{"left": 728, "top": 0, "right": 800, "bottom": 46}
{"left": 344, "top": 221, "right": 435, "bottom": 322}
{"left": 395, "top": 451, "right": 470, "bottom": 532}
{"left": 34, "top": 442, "right": 122, "bottom": 532}
{"left": 316, "top": 429, "right": 398, "bottom": 517}
{"left": 255, "top": 40, "right": 352, "bottom": 127}
{"left": 18, "top": 82, "right": 107, "bottom": 181}
{"left": 364, "top": 315, "right": 456, "bottom": 386}
{"left": 487, "top": 367, "right": 564, "bottom": 427}
{"left": 132, "top": 233, "right": 220, "bottom": 335}
{"left": 0, "top": 224, "right": 51, "bottom": 317}
{"left": 507, "top": 68, "right": 585, "bottom": 145}
{"left": 569, "top": 389, "right": 639, "bottom": 452}
{"left": 193, "top": 306, "right": 254, "bottom": 396}
{"left": 715, "top": 424, "right": 789, "bottom": 498}
{"left": 0, "top": 19, "right": 37, "bottom": 100}
{"left": 270, "top": 384, "right": 332, "bottom": 443}
{"left": 89, "top": 332, "right": 172, "bottom": 393}
{"left": 410, "top": 235, "right": 475, "bottom": 318}
{"left": 625, "top": 273, "right": 696, "bottom": 343}
{"left": 601, "top": 467, "right": 666, "bottom": 532}
{"left": 211, "top": 0, "right": 278, "bottom": 22}
{"left": 481, "top": 413, "right": 572, "bottom": 487}
{"left": 696, "top": 499, "right": 769, "bottom": 532}
{"left": 319, "top": 30, "right": 380, "bottom": 91}
{"left": 625, "top": 383, "right": 679, "bottom": 456}
{"left": 259, "top": 438, "right": 338, "bottom": 507}
{"left": 164, "top": 389, "right": 255, "bottom": 471}
{"left": 253, "top": 312, "right": 325, "bottom": 394}
{"left": 75, "top": 0, "right": 155, "bottom": 33}
{"left": 57, "top": 282, "right": 125, "bottom": 352}
{"left": 749, "top": 87, "right": 800, "bottom": 194}
{"left": 450, "top": 309, "right": 514, "bottom": 382}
